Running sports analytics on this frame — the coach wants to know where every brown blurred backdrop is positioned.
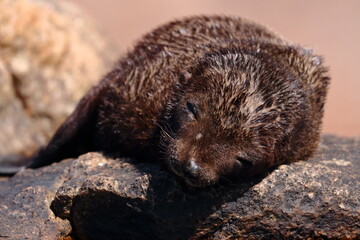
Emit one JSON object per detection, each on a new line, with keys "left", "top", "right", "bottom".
{"left": 70, "top": 0, "right": 360, "bottom": 137}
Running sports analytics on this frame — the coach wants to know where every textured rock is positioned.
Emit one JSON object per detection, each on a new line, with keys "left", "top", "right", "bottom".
{"left": 0, "top": 0, "right": 118, "bottom": 164}
{"left": 193, "top": 136, "right": 360, "bottom": 240}
{"left": 0, "top": 135, "right": 359, "bottom": 240}
{"left": 51, "top": 136, "right": 360, "bottom": 240}
{"left": 0, "top": 159, "right": 73, "bottom": 239}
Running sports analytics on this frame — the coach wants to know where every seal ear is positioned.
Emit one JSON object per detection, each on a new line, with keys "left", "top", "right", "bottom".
{"left": 179, "top": 70, "right": 192, "bottom": 84}
{"left": 27, "top": 79, "right": 108, "bottom": 169}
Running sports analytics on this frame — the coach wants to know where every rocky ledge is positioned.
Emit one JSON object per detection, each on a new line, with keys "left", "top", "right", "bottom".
{"left": 0, "top": 135, "right": 359, "bottom": 240}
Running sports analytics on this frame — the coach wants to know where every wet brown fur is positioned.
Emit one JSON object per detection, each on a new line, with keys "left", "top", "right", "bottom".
{"left": 25, "top": 15, "right": 329, "bottom": 186}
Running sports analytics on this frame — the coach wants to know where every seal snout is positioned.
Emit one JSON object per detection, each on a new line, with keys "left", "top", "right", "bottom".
{"left": 184, "top": 158, "right": 201, "bottom": 178}
{"left": 169, "top": 155, "right": 218, "bottom": 187}
{"left": 169, "top": 156, "right": 201, "bottom": 179}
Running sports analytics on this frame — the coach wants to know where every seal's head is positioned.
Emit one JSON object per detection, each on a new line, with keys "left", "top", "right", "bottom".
{"left": 164, "top": 49, "right": 307, "bottom": 187}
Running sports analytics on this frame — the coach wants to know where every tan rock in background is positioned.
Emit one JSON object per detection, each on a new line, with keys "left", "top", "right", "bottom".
{"left": 0, "top": 0, "right": 118, "bottom": 164}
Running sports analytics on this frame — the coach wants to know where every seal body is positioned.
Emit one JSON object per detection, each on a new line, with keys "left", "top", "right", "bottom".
{"left": 26, "top": 16, "right": 329, "bottom": 186}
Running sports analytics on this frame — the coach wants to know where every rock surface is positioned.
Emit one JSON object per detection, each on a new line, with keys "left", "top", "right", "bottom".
{"left": 0, "top": 159, "right": 73, "bottom": 240}
{"left": 0, "top": 135, "right": 359, "bottom": 239}
{"left": 0, "top": 0, "right": 118, "bottom": 165}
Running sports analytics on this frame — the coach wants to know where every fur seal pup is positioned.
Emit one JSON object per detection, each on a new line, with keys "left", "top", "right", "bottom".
{"left": 1, "top": 16, "right": 329, "bottom": 187}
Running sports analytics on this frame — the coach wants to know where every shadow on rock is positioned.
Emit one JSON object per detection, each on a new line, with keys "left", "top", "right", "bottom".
{"left": 50, "top": 152, "right": 263, "bottom": 240}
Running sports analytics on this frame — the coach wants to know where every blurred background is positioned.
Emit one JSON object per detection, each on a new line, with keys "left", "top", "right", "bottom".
{"left": 70, "top": 0, "right": 360, "bottom": 136}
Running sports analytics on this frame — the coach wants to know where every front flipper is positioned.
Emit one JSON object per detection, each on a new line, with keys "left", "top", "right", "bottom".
{"left": 0, "top": 154, "right": 27, "bottom": 175}
{"left": 0, "top": 166, "right": 25, "bottom": 175}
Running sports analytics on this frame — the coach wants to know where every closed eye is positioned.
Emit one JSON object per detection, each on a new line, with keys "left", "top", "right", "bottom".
{"left": 186, "top": 101, "right": 198, "bottom": 120}
{"left": 236, "top": 156, "right": 253, "bottom": 168}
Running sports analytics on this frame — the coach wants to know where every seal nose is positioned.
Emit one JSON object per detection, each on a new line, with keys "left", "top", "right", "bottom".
{"left": 184, "top": 158, "right": 201, "bottom": 178}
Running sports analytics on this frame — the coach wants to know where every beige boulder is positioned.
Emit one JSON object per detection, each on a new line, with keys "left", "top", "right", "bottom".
{"left": 0, "top": 0, "right": 118, "bottom": 163}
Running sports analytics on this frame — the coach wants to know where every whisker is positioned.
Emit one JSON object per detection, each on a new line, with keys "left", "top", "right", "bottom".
{"left": 158, "top": 123, "right": 175, "bottom": 146}
{"left": 219, "top": 175, "right": 238, "bottom": 187}
{"left": 158, "top": 150, "right": 168, "bottom": 155}
{"left": 163, "top": 121, "right": 175, "bottom": 136}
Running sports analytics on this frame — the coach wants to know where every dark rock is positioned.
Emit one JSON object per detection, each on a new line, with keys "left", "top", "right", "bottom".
{"left": 0, "top": 159, "right": 73, "bottom": 240}
{"left": 193, "top": 135, "right": 360, "bottom": 240}
{"left": 0, "top": 0, "right": 118, "bottom": 164}
{"left": 0, "top": 135, "right": 359, "bottom": 239}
